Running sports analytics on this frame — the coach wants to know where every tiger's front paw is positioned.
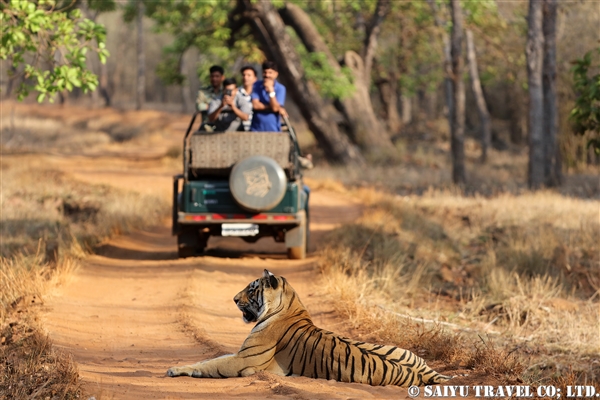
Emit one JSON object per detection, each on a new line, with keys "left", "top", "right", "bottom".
{"left": 167, "top": 367, "right": 186, "bottom": 377}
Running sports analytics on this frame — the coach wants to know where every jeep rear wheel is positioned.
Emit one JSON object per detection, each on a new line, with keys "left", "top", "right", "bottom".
{"left": 177, "top": 230, "right": 207, "bottom": 258}
{"left": 287, "top": 241, "right": 305, "bottom": 259}
{"left": 286, "top": 211, "right": 308, "bottom": 260}
{"left": 177, "top": 245, "right": 197, "bottom": 259}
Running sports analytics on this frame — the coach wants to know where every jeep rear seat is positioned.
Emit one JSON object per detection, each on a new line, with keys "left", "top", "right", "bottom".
{"left": 188, "top": 131, "right": 293, "bottom": 178}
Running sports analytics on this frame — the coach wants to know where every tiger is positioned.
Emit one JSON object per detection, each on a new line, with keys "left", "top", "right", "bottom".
{"left": 166, "top": 269, "right": 453, "bottom": 387}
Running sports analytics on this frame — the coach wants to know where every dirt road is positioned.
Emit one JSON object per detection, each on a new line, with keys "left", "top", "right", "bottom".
{"left": 38, "top": 153, "right": 411, "bottom": 399}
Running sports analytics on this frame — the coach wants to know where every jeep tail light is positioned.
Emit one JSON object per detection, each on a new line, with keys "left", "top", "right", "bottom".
{"left": 273, "top": 215, "right": 294, "bottom": 220}
{"left": 185, "top": 215, "right": 207, "bottom": 221}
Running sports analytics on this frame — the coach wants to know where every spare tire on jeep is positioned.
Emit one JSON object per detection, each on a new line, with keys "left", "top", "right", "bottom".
{"left": 229, "top": 155, "right": 287, "bottom": 212}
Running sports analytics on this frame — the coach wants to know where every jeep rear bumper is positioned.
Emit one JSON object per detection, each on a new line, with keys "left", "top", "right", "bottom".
{"left": 177, "top": 212, "right": 302, "bottom": 225}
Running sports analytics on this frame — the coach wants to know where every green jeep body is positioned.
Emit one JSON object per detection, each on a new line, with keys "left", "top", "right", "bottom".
{"left": 172, "top": 113, "right": 309, "bottom": 259}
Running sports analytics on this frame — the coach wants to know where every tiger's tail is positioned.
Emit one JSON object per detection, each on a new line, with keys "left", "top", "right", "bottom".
{"left": 422, "top": 364, "right": 454, "bottom": 385}
{"left": 426, "top": 372, "right": 454, "bottom": 384}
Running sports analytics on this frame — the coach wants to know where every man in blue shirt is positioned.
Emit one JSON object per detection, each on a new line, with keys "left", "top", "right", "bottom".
{"left": 250, "top": 62, "right": 312, "bottom": 214}
{"left": 250, "top": 61, "right": 287, "bottom": 132}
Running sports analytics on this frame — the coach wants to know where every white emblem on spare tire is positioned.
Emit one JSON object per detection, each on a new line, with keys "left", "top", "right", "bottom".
{"left": 243, "top": 166, "right": 272, "bottom": 198}
{"left": 229, "top": 155, "right": 287, "bottom": 212}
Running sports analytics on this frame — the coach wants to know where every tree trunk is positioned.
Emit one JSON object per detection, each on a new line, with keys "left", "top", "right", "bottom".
{"left": 542, "top": 0, "right": 561, "bottom": 186}
{"left": 112, "top": 24, "right": 130, "bottom": 103}
{"left": 180, "top": 52, "right": 192, "bottom": 113}
{"left": 341, "top": 51, "right": 393, "bottom": 153}
{"left": 99, "top": 61, "right": 111, "bottom": 107}
{"left": 466, "top": 30, "right": 491, "bottom": 163}
{"left": 361, "top": 0, "right": 390, "bottom": 83}
{"left": 136, "top": 1, "right": 145, "bottom": 110}
{"left": 374, "top": 61, "right": 401, "bottom": 135}
{"left": 427, "top": 0, "right": 455, "bottom": 165}
{"left": 450, "top": 0, "right": 466, "bottom": 184}
{"left": 507, "top": 82, "right": 525, "bottom": 145}
{"left": 400, "top": 93, "right": 412, "bottom": 124}
{"left": 332, "top": 1, "right": 341, "bottom": 41}
{"left": 279, "top": 3, "right": 392, "bottom": 154}
{"left": 396, "top": 32, "right": 412, "bottom": 126}
{"left": 375, "top": 78, "right": 401, "bottom": 135}
{"left": 53, "top": 51, "right": 68, "bottom": 105}
{"left": 5, "top": 65, "right": 17, "bottom": 99}
{"left": 242, "top": 0, "right": 364, "bottom": 165}
{"left": 81, "top": 4, "right": 110, "bottom": 107}
{"left": 526, "top": 0, "right": 545, "bottom": 189}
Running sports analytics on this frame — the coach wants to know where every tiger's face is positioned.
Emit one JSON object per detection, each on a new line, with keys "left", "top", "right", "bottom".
{"left": 233, "top": 269, "right": 281, "bottom": 324}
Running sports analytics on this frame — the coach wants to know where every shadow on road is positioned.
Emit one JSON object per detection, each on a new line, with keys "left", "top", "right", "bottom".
{"left": 93, "top": 194, "right": 361, "bottom": 262}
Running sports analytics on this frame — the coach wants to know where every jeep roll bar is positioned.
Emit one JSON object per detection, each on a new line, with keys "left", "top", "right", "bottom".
{"left": 182, "top": 111, "right": 202, "bottom": 182}
{"left": 181, "top": 112, "right": 302, "bottom": 183}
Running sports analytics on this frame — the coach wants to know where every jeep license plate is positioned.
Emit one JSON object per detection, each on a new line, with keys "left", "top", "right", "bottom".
{"left": 221, "top": 223, "right": 259, "bottom": 237}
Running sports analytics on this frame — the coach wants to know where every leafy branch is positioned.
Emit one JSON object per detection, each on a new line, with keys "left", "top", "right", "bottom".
{"left": 570, "top": 47, "right": 600, "bottom": 154}
{"left": 1, "top": 0, "right": 109, "bottom": 102}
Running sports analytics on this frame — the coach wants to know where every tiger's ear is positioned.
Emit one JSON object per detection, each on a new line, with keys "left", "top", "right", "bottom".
{"left": 263, "top": 269, "right": 278, "bottom": 289}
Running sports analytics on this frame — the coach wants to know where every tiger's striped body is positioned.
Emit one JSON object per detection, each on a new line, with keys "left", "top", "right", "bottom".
{"left": 167, "top": 270, "right": 452, "bottom": 387}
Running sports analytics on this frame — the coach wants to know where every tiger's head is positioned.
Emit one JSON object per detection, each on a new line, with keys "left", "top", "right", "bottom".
{"left": 233, "top": 269, "right": 284, "bottom": 324}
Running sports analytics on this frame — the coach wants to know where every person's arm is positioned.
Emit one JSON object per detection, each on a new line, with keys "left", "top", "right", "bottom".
{"left": 252, "top": 92, "right": 281, "bottom": 112}
{"left": 250, "top": 82, "right": 266, "bottom": 111}
{"left": 230, "top": 103, "right": 249, "bottom": 121}
{"left": 265, "top": 78, "right": 281, "bottom": 113}
{"left": 231, "top": 95, "right": 250, "bottom": 121}
{"left": 207, "top": 99, "right": 225, "bottom": 122}
{"left": 252, "top": 98, "right": 268, "bottom": 111}
{"left": 268, "top": 94, "right": 281, "bottom": 113}
{"left": 196, "top": 89, "right": 210, "bottom": 112}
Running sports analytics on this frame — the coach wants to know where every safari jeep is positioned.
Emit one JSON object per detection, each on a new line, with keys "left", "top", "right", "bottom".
{"left": 172, "top": 113, "right": 309, "bottom": 259}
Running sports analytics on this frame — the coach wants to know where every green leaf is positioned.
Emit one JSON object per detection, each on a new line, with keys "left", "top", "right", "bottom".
{"left": 569, "top": 46, "right": 600, "bottom": 140}
{"left": 3, "top": 0, "right": 109, "bottom": 101}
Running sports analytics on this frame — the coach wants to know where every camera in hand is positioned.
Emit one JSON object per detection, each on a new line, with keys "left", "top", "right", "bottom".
{"left": 225, "top": 89, "right": 232, "bottom": 96}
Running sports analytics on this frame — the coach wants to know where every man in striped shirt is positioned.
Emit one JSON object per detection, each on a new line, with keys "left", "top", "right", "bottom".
{"left": 238, "top": 66, "right": 257, "bottom": 131}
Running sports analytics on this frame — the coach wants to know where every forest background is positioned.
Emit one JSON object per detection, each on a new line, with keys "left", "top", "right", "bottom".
{"left": 2, "top": 0, "right": 599, "bottom": 185}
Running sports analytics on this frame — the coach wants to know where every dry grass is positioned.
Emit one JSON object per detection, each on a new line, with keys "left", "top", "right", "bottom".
{"left": 0, "top": 322, "right": 82, "bottom": 399}
{"left": 317, "top": 182, "right": 600, "bottom": 385}
{"left": 1, "top": 100, "right": 181, "bottom": 153}
{"left": 1, "top": 159, "right": 169, "bottom": 259}
{"left": 0, "top": 156, "right": 170, "bottom": 398}
{"left": 0, "top": 255, "right": 79, "bottom": 323}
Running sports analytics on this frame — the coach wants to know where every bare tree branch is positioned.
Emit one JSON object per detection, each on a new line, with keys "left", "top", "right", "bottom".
{"left": 361, "top": 0, "right": 390, "bottom": 81}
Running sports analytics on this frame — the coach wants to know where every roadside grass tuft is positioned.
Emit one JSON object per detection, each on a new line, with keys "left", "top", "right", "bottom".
{"left": 0, "top": 254, "right": 79, "bottom": 323}
{"left": 0, "top": 322, "right": 82, "bottom": 399}
{"left": 465, "top": 338, "right": 525, "bottom": 378}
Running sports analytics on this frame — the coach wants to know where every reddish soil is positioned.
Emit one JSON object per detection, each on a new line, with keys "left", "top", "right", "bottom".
{"left": 37, "top": 151, "right": 419, "bottom": 399}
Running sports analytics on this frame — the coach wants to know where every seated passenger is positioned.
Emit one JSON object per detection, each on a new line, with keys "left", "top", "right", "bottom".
{"left": 239, "top": 66, "right": 258, "bottom": 132}
{"left": 196, "top": 65, "right": 225, "bottom": 124}
{"left": 207, "top": 78, "right": 252, "bottom": 132}
{"left": 250, "top": 61, "right": 286, "bottom": 132}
